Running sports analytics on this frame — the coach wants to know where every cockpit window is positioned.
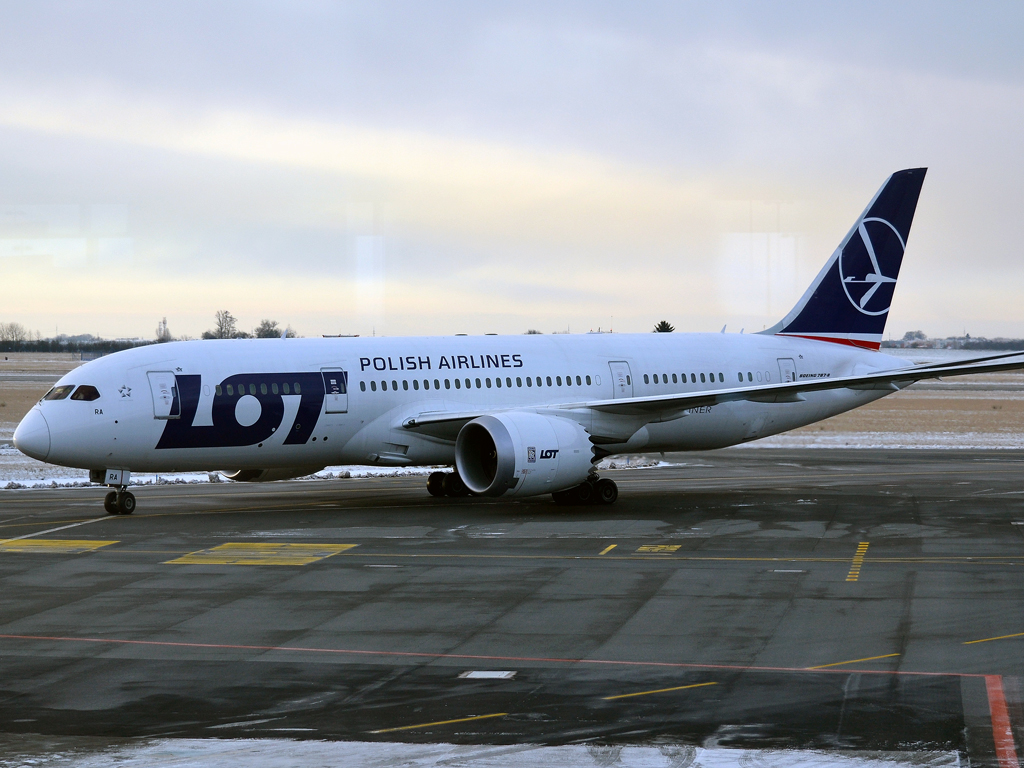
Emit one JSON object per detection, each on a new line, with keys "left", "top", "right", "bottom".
{"left": 42, "top": 385, "right": 75, "bottom": 401}
{"left": 70, "top": 385, "right": 101, "bottom": 401}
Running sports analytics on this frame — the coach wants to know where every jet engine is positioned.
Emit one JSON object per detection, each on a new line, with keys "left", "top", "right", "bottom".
{"left": 221, "top": 467, "right": 325, "bottom": 482}
{"left": 455, "top": 412, "right": 594, "bottom": 497}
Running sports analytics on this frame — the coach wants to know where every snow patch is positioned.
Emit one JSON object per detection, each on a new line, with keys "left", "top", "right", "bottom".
{"left": 0, "top": 737, "right": 961, "bottom": 767}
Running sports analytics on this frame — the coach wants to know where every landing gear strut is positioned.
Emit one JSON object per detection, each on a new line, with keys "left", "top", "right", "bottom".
{"left": 552, "top": 475, "right": 618, "bottom": 506}
{"left": 104, "top": 487, "right": 136, "bottom": 515}
{"left": 427, "top": 471, "right": 469, "bottom": 498}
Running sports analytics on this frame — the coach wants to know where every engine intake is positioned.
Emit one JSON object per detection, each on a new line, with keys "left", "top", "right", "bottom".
{"left": 456, "top": 412, "right": 594, "bottom": 497}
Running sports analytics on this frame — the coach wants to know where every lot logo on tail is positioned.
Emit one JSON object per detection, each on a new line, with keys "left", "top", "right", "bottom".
{"left": 839, "top": 217, "right": 904, "bottom": 316}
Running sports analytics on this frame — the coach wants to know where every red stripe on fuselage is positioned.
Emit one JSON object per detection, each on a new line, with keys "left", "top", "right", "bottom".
{"left": 778, "top": 334, "right": 881, "bottom": 351}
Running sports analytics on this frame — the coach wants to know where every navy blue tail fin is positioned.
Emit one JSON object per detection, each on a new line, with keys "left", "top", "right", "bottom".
{"left": 764, "top": 168, "right": 927, "bottom": 350}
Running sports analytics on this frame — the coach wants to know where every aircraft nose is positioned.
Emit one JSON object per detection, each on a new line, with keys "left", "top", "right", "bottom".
{"left": 14, "top": 408, "right": 50, "bottom": 461}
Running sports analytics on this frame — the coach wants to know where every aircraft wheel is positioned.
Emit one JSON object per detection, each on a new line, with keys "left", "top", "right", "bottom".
{"left": 117, "top": 491, "right": 136, "bottom": 515}
{"left": 551, "top": 488, "right": 575, "bottom": 505}
{"left": 573, "top": 481, "right": 595, "bottom": 505}
{"left": 595, "top": 478, "right": 618, "bottom": 504}
{"left": 426, "top": 472, "right": 446, "bottom": 497}
{"left": 442, "top": 472, "right": 468, "bottom": 497}
{"left": 104, "top": 491, "right": 118, "bottom": 515}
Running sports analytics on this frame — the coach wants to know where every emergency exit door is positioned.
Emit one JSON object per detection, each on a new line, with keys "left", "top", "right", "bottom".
{"left": 777, "top": 358, "right": 798, "bottom": 383}
{"left": 147, "top": 371, "right": 180, "bottom": 419}
{"left": 608, "top": 361, "right": 633, "bottom": 398}
{"left": 321, "top": 368, "right": 348, "bottom": 413}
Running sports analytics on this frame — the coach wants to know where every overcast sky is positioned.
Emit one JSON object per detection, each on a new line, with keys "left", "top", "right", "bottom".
{"left": 1, "top": 1, "right": 1023, "bottom": 340}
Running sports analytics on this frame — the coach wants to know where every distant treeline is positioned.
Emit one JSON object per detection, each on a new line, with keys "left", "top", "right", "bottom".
{"left": 960, "top": 339, "right": 1024, "bottom": 350}
{"left": 881, "top": 338, "right": 1024, "bottom": 350}
{"left": 0, "top": 339, "right": 153, "bottom": 354}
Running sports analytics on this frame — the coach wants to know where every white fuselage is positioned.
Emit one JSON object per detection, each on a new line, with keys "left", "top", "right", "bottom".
{"left": 22, "top": 332, "right": 900, "bottom": 475}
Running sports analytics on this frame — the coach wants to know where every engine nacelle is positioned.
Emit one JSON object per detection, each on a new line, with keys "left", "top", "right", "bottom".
{"left": 455, "top": 412, "right": 594, "bottom": 497}
{"left": 221, "top": 467, "right": 325, "bottom": 483}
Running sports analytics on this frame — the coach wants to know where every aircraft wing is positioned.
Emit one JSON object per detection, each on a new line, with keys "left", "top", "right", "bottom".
{"left": 401, "top": 351, "right": 1024, "bottom": 438}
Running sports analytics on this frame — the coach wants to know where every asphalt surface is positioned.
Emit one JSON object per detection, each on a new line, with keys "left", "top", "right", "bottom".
{"left": 1, "top": 448, "right": 1023, "bottom": 765}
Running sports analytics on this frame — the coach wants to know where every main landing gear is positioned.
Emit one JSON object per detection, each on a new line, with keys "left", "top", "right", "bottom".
{"left": 552, "top": 475, "right": 618, "bottom": 506}
{"left": 427, "top": 471, "right": 468, "bottom": 497}
{"left": 103, "top": 488, "right": 136, "bottom": 515}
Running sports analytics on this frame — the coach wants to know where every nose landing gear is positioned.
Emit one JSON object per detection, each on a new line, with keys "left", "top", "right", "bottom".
{"left": 104, "top": 488, "right": 136, "bottom": 515}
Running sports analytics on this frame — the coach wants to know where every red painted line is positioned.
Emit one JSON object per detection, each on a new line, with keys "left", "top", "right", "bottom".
{"left": 986, "top": 675, "right": 1021, "bottom": 768}
{"left": 0, "top": 633, "right": 986, "bottom": 678}
{"left": 778, "top": 334, "right": 881, "bottom": 351}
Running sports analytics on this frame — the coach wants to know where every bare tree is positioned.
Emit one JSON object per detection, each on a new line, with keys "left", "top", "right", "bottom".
{"left": 253, "top": 319, "right": 281, "bottom": 338}
{"left": 156, "top": 317, "right": 173, "bottom": 343}
{"left": 203, "top": 310, "right": 238, "bottom": 339}
{"left": 653, "top": 320, "right": 675, "bottom": 333}
{"left": 0, "top": 322, "right": 31, "bottom": 342}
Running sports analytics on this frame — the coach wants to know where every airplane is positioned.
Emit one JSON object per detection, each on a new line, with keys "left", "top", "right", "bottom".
{"left": 14, "top": 168, "right": 1024, "bottom": 515}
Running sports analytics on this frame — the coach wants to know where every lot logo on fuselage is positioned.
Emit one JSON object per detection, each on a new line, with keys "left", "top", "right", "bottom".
{"left": 839, "top": 217, "right": 904, "bottom": 316}
{"left": 155, "top": 372, "right": 326, "bottom": 449}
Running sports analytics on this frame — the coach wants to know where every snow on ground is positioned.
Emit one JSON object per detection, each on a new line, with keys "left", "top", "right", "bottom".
{"left": 0, "top": 736, "right": 961, "bottom": 768}
{"left": 737, "top": 431, "right": 1024, "bottom": 450}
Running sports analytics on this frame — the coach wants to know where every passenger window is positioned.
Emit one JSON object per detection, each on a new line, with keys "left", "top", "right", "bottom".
{"left": 272, "top": 383, "right": 279, "bottom": 394}
{"left": 444, "top": 379, "right": 450, "bottom": 389}
{"left": 756, "top": 372, "right": 762, "bottom": 381}
{"left": 526, "top": 377, "right": 532, "bottom": 387}
{"left": 424, "top": 380, "right": 430, "bottom": 390}
{"left": 465, "top": 379, "right": 471, "bottom": 389}
{"left": 738, "top": 373, "right": 743, "bottom": 382}
{"left": 625, "top": 375, "right": 631, "bottom": 385}
{"left": 690, "top": 373, "right": 696, "bottom": 383}
{"left": 486, "top": 378, "right": 492, "bottom": 388}
{"left": 718, "top": 373, "right": 724, "bottom": 382}
{"left": 227, "top": 384, "right": 234, "bottom": 396}
{"left": 260, "top": 383, "right": 268, "bottom": 395}
{"left": 434, "top": 379, "right": 440, "bottom": 389}
{"left": 516, "top": 377, "right": 522, "bottom": 387}
{"left": 70, "top": 385, "right": 101, "bottom": 401}
{"left": 672, "top": 374, "right": 677, "bottom": 384}
{"left": 556, "top": 376, "right": 562, "bottom": 386}
{"left": 360, "top": 381, "right": 366, "bottom": 391}
{"left": 403, "top": 380, "right": 409, "bottom": 390}
{"left": 283, "top": 382, "right": 290, "bottom": 394}
{"left": 392, "top": 380, "right": 398, "bottom": 390}
{"left": 413, "top": 380, "right": 419, "bottom": 390}
{"left": 495, "top": 378, "right": 501, "bottom": 388}
{"left": 576, "top": 376, "right": 582, "bottom": 386}
{"left": 455, "top": 379, "right": 461, "bottom": 389}
{"left": 585, "top": 375, "right": 591, "bottom": 385}
{"left": 370, "top": 381, "right": 377, "bottom": 391}
{"left": 295, "top": 383, "right": 302, "bottom": 394}
{"left": 381, "top": 381, "right": 388, "bottom": 391}
{"left": 506, "top": 377, "right": 512, "bottom": 387}
{"left": 475, "top": 378, "right": 481, "bottom": 388}
{"left": 766, "top": 372, "right": 771, "bottom": 381}
{"left": 215, "top": 385, "right": 223, "bottom": 396}
{"left": 249, "top": 383, "right": 256, "bottom": 395}
{"left": 700, "top": 373, "right": 705, "bottom": 383}
{"left": 748, "top": 372, "right": 753, "bottom": 382}
{"left": 644, "top": 374, "right": 650, "bottom": 384}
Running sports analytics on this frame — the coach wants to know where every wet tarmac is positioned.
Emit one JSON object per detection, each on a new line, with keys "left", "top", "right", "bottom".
{"left": 1, "top": 448, "right": 1023, "bottom": 766}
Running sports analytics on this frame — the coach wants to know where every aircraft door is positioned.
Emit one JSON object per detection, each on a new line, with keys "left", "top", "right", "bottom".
{"left": 777, "top": 358, "right": 797, "bottom": 383}
{"left": 321, "top": 368, "right": 348, "bottom": 413}
{"left": 147, "top": 371, "right": 180, "bottom": 419}
{"left": 608, "top": 361, "right": 633, "bottom": 398}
